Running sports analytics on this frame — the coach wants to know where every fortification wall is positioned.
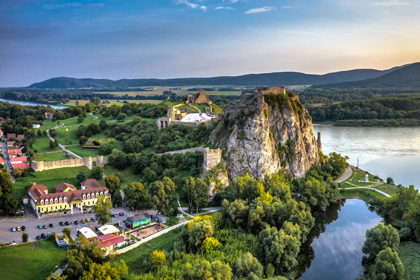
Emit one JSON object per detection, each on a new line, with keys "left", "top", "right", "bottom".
{"left": 32, "top": 156, "right": 107, "bottom": 172}
{"left": 202, "top": 147, "right": 222, "bottom": 171}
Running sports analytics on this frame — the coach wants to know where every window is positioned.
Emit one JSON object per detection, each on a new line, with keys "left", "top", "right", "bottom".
{"left": 96, "top": 192, "right": 99, "bottom": 197}
{"left": 64, "top": 197, "right": 67, "bottom": 202}
{"left": 50, "top": 199, "right": 53, "bottom": 204}
{"left": 87, "top": 200, "right": 90, "bottom": 205}
{"left": 100, "top": 192, "right": 103, "bottom": 196}
{"left": 83, "top": 194, "right": 86, "bottom": 199}
{"left": 54, "top": 198, "right": 58, "bottom": 204}
{"left": 45, "top": 199, "right": 48, "bottom": 205}
{"left": 59, "top": 198, "right": 62, "bottom": 203}
{"left": 41, "top": 200, "right": 44, "bottom": 205}
{"left": 87, "top": 194, "right": 90, "bottom": 199}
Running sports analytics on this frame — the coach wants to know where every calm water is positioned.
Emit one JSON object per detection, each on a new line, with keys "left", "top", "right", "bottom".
{"left": 299, "top": 199, "right": 382, "bottom": 280}
{"left": 0, "top": 98, "right": 67, "bottom": 109}
{"left": 314, "top": 125, "right": 420, "bottom": 189}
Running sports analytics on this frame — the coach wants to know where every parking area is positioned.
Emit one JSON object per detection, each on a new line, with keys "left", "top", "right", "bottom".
{"left": 0, "top": 207, "right": 150, "bottom": 244}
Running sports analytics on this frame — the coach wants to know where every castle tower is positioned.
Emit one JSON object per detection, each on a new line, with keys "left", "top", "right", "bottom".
{"left": 317, "top": 132, "right": 322, "bottom": 152}
{"left": 84, "top": 156, "right": 93, "bottom": 169}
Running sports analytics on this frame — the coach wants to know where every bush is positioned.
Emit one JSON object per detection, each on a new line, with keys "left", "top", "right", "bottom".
{"left": 22, "top": 232, "right": 28, "bottom": 243}
{"left": 398, "top": 227, "right": 412, "bottom": 241}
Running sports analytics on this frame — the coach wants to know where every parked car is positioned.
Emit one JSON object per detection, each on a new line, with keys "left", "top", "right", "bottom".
{"left": 119, "top": 212, "right": 124, "bottom": 216}
{"left": 16, "top": 226, "right": 21, "bottom": 231}
{"left": 11, "top": 227, "right": 16, "bottom": 232}
{"left": 42, "top": 225, "right": 47, "bottom": 229}
{"left": 86, "top": 218, "right": 90, "bottom": 223}
{"left": 41, "top": 233, "right": 46, "bottom": 239}
{"left": 59, "top": 221, "right": 64, "bottom": 226}
{"left": 38, "top": 225, "right": 42, "bottom": 229}
{"left": 91, "top": 217, "right": 96, "bottom": 222}
{"left": 49, "top": 223, "right": 54, "bottom": 228}
{"left": 74, "top": 220, "right": 79, "bottom": 225}
{"left": 110, "top": 213, "right": 117, "bottom": 218}
{"left": 21, "top": 226, "right": 26, "bottom": 231}
{"left": 36, "top": 235, "right": 41, "bottom": 241}
{"left": 81, "top": 219, "right": 86, "bottom": 224}
{"left": 64, "top": 221, "right": 70, "bottom": 226}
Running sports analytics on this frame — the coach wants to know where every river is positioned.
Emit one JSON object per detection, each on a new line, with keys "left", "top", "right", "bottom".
{"left": 314, "top": 125, "right": 420, "bottom": 189}
{"left": 299, "top": 199, "right": 382, "bottom": 280}
{"left": 0, "top": 98, "right": 67, "bottom": 109}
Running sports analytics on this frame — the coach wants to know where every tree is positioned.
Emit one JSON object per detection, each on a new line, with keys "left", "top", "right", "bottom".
{"left": 89, "top": 97, "right": 102, "bottom": 106}
{"left": 76, "top": 100, "right": 80, "bottom": 106}
{"left": 63, "top": 227, "right": 72, "bottom": 239}
{"left": 189, "top": 220, "right": 214, "bottom": 248}
{"left": 236, "top": 252, "right": 264, "bottom": 279}
{"left": 184, "top": 177, "right": 209, "bottom": 214}
{"left": 99, "top": 119, "right": 108, "bottom": 130}
{"left": 87, "top": 123, "right": 101, "bottom": 135}
{"left": 80, "top": 260, "right": 128, "bottom": 280}
{"left": 105, "top": 175, "right": 121, "bottom": 195}
{"left": 22, "top": 232, "right": 28, "bottom": 243}
{"left": 124, "top": 182, "right": 150, "bottom": 210}
{"left": 0, "top": 172, "right": 18, "bottom": 214}
{"left": 79, "top": 136, "right": 87, "bottom": 145}
{"left": 367, "top": 247, "right": 404, "bottom": 280}
{"left": 77, "top": 114, "right": 84, "bottom": 123}
{"left": 90, "top": 166, "right": 103, "bottom": 180}
{"left": 362, "top": 223, "right": 400, "bottom": 260}
{"left": 202, "top": 237, "right": 221, "bottom": 254}
{"left": 92, "top": 195, "right": 112, "bottom": 225}
{"left": 37, "top": 129, "right": 42, "bottom": 136}
{"left": 149, "top": 250, "right": 166, "bottom": 271}
{"left": 116, "top": 113, "right": 127, "bottom": 122}
{"left": 387, "top": 177, "right": 395, "bottom": 185}
{"left": 49, "top": 140, "right": 56, "bottom": 149}
{"left": 149, "top": 177, "right": 178, "bottom": 215}
{"left": 77, "top": 172, "right": 87, "bottom": 185}
{"left": 111, "top": 190, "right": 123, "bottom": 207}
{"left": 188, "top": 260, "right": 232, "bottom": 280}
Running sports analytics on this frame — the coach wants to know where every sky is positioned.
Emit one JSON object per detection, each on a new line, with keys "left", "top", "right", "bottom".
{"left": 1, "top": 0, "right": 420, "bottom": 87}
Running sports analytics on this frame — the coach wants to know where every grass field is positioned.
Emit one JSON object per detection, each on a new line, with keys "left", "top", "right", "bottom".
{"left": 104, "top": 165, "right": 139, "bottom": 190}
{"left": 400, "top": 241, "right": 420, "bottom": 280}
{"left": 339, "top": 189, "right": 385, "bottom": 201}
{"left": 32, "top": 151, "right": 68, "bottom": 162}
{"left": 64, "top": 99, "right": 163, "bottom": 106}
{"left": 115, "top": 226, "right": 182, "bottom": 275}
{"left": 0, "top": 240, "right": 67, "bottom": 280}
{"left": 31, "top": 136, "right": 61, "bottom": 154}
{"left": 13, "top": 166, "right": 91, "bottom": 202}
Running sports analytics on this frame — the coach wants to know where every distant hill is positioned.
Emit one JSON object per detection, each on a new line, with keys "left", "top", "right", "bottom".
{"left": 28, "top": 64, "right": 411, "bottom": 89}
{"left": 319, "top": 62, "right": 420, "bottom": 89}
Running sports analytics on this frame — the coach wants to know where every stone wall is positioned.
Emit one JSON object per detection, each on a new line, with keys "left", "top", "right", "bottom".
{"left": 202, "top": 147, "right": 222, "bottom": 172}
{"left": 32, "top": 156, "right": 108, "bottom": 172}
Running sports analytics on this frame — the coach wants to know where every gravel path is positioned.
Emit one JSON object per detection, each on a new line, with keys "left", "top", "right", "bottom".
{"left": 335, "top": 167, "right": 353, "bottom": 183}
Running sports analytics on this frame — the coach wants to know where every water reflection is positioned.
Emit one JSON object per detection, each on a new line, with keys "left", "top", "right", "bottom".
{"left": 0, "top": 98, "right": 67, "bottom": 109}
{"left": 298, "top": 199, "right": 382, "bottom": 280}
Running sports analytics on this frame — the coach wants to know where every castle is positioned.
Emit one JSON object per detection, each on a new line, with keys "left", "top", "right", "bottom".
{"left": 187, "top": 89, "right": 208, "bottom": 104}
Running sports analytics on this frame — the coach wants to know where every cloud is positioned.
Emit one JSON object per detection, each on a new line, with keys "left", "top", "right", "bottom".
{"left": 372, "top": 0, "right": 408, "bottom": 6}
{"left": 245, "top": 6, "right": 275, "bottom": 14}
{"left": 215, "top": 6, "right": 233, "bottom": 10}
{"left": 43, "top": 2, "right": 82, "bottom": 10}
{"left": 176, "top": 0, "right": 207, "bottom": 11}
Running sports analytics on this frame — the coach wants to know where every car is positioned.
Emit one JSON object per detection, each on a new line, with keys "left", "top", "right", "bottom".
{"left": 64, "top": 221, "right": 70, "bottom": 226}
{"left": 49, "top": 223, "right": 54, "bottom": 228}
{"left": 74, "top": 220, "right": 79, "bottom": 225}
{"left": 11, "top": 227, "right": 16, "bottom": 232}
{"left": 36, "top": 235, "right": 41, "bottom": 241}
{"left": 41, "top": 233, "right": 46, "bottom": 239}
{"left": 110, "top": 213, "right": 117, "bottom": 218}
{"left": 119, "top": 212, "right": 124, "bottom": 216}
{"left": 16, "top": 226, "right": 21, "bottom": 231}
{"left": 59, "top": 221, "right": 64, "bottom": 226}
{"left": 91, "top": 217, "right": 96, "bottom": 222}
{"left": 81, "top": 219, "right": 86, "bottom": 224}
{"left": 21, "top": 226, "right": 26, "bottom": 231}
{"left": 38, "top": 225, "right": 42, "bottom": 229}
{"left": 43, "top": 225, "right": 47, "bottom": 229}
{"left": 86, "top": 218, "right": 90, "bottom": 223}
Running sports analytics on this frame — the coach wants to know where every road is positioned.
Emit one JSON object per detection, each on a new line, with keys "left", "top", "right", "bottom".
{"left": 46, "top": 124, "right": 81, "bottom": 159}
{"left": 0, "top": 206, "right": 149, "bottom": 244}
{"left": 2, "top": 138, "right": 15, "bottom": 182}
{"left": 335, "top": 167, "right": 353, "bottom": 183}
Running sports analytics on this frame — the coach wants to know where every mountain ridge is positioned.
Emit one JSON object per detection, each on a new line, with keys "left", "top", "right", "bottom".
{"left": 28, "top": 63, "right": 413, "bottom": 89}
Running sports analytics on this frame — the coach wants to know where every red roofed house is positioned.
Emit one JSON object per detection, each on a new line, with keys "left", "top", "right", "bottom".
{"left": 7, "top": 133, "right": 17, "bottom": 140}
{"left": 13, "top": 163, "right": 30, "bottom": 170}
{"left": 27, "top": 179, "right": 111, "bottom": 216}
{"left": 94, "top": 233, "right": 126, "bottom": 254}
{"left": 11, "top": 156, "right": 28, "bottom": 166}
{"left": 8, "top": 149, "right": 22, "bottom": 157}
{"left": 0, "top": 157, "right": 3, "bottom": 165}
{"left": 81, "top": 179, "right": 105, "bottom": 190}
{"left": 17, "top": 135, "right": 24, "bottom": 142}
{"left": 0, "top": 129, "right": 3, "bottom": 137}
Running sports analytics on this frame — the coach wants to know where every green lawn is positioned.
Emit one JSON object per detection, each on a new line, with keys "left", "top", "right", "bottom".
{"left": 178, "top": 104, "right": 198, "bottom": 113}
{"left": 13, "top": 166, "right": 91, "bottom": 202}
{"left": 32, "top": 151, "right": 68, "bottom": 162}
{"left": 32, "top": 136, "right": 61, "bottom": 153}
{"left": 104, "top": 165, "right": 140, "bottom": 190}
{"left": 339, "top": 189, "right": 385, "bottom": 201}
{"left": 0, "top": 240, "right": 67, "bottom": 280}
{"left": 115, "top": 226, "right": 182, "bottom": 275}
{"left": 192, "top": 103, "right": 208, "bottom": 112}
{"left": 400, "top": 241, "right": 420, "bottom": 280}
{"left": 211, "top": 103, "right": 223, "bottom": 114}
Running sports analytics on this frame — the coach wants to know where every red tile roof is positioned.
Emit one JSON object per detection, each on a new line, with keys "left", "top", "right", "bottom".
{"left": 0, "top": 157, "right": 4, "bottom": 164}
{"left": 81, "top": 179, "right": 105, "bottom": 189}
{"left": 13, "top": 163, "right": 30, "bottom": 169}
{"left": 28, "top": 184, "right": 48, "bottom": 200}
{"left": 53, "top": 183, "right": 77, "bottom": 193}
{"left": 94, "top": 234, "right": 125, "bottom": 248}
{"left": 10, "top": 156, "right": 27, "bottom": 162}
{"left": 17, "top": 135, "right": 24, "bottom": 141}
{"left": 8, "top": 149, "right": 22, "bottom": 156}
{"left": 7, "top": 133, "right": 16, "bottom": 139}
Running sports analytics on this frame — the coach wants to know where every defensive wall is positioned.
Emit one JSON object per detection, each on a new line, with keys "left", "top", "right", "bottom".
{"left": 31, "top": 156, "right": 108, "bottom": 172}
{"left": 202, "top": 147, "right": 222, "bottom": 172}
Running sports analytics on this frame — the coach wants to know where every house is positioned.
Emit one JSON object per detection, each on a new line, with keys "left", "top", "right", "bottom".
{"left": 13, "top": 163, "right": 30, "bottom": 169}
{"left": 10, "top": 156, "right": 27, "bottom": 165}
{"left": 80, "top": 179, "right": 105, "bottom": 190}
{"left": 98, "top": 225, "right": 120, "bottom": 236}
{"left": 94, "top": 233, "right": 126, "bottom": 254}
{"left": 0, "top": 157, "right": 4, "bottom": 165}
{"left": 27, "top": 179, "right": 111, "bottom": 215}
{"left": 45, "top": 112, "right": 54, "bottom": 119}
{"left": 8, "top": 149, "right": 22, "bottom": 157}
{"left": 7, "top": 141, "right": 17, "bottom": 149}
{"left": 0, "top": 129, "right": 3, "bottom": 137}
{"left": 153, "top": 214, "right": 169, "bottom": 224}
{"left": 124, "top": 213, "right": 151, "bottom": 229}
{"left": 79, "top": 227, "right": 98, "bottom": 239}
{"left": 17, "top": 135, "right": 24, "bottom": 142}
{"left": 33, "top": 124, "right": 41, "bottom": 129}
{"left": 7, "top": 133, "right": 17, "bottom": 140}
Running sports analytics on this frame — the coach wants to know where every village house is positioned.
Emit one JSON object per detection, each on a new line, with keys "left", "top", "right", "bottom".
{"left": 94, "top": 233, "right": 126, "bottom": 254}
{"left": 10, "top": 156, "right": 28, "bottom": 166}
{"left": 8, "top": 149, "right": 23, "bottom": 157}
{"left": 26, "top": 179, "right": 110, "bottom": 215}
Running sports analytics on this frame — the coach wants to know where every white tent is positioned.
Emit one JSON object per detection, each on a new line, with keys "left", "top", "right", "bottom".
{"left": 79, "top": 227, "right": 98, "bottom": 239}
{"left": 98, "top": 225, "right": 120, "bottom": 236}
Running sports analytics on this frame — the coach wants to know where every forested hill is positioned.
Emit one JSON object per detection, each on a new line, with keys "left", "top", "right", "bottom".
{"left": 318, "top": 62, "right": 420, "bottom": 89}
{"left": 28, "top": 65, "right": 407, "bottom": 89}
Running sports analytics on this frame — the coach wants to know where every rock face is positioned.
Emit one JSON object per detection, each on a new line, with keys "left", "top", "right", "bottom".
{"left": 210, "top": 87, "right": 321, "bottom": 180}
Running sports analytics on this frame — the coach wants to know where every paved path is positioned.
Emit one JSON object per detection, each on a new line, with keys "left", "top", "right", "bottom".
{"left": 338, "top": 186, "right": 391, "bottom": 197}
{"left": 2, "top": 138, "right": 15, "bottom": 182}
{"left": 88, "top": 112, "right": 98, "bottom": 121}
{"left": 46, "top": 124, "right": 82, "bottom": 159}
{"left": 335, "top": 167, "right": 353, "bottom": 183}
{"left": 159, "top": 146, "right": 203, "bottom": 155}
{"left": 177, "top": 200, "right": 193, "bottom": 218}
{"left": 189, "top": 104, "right": 201, "bottom": 114}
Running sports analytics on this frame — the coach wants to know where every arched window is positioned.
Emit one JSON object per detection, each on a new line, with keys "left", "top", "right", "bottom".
{"left": 41, "top": 200, "right": 44, "bottom": 205}
{"left": 104, "top": 191, "right": 108, "bottom": 195}
{"left": 54, "top": 198, "right": 58, "bottom": 204}
{"left": 45, "top": 199, "right": 48, "bottom": 205}
{"left": 87, "top": 194, "right": 90, "bottom": 199}
{"left": 50, "top": 199, "right": 53, "bottom": 204}
{"left": 83, "top": 194, "right": 86, "bottom": 199}
{"left": 100, "top": 192, "right": 103, "bottom": 196}
{"left": 96, "top": 192, "right": 99, "bottom": 197}
{"left": 59, "top": 198, "right": 62, "bottom": 203}
{"left": 64, "top": 197, "right": 67, "bottom": 202}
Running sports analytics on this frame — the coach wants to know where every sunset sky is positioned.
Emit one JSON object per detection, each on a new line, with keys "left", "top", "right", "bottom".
{"left": 1, "top": 0, "right": 419, "bottom": 87}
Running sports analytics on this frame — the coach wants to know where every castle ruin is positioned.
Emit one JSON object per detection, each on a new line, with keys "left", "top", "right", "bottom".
{"left": 31, "top": 156, "right": 108, "bottom": 173}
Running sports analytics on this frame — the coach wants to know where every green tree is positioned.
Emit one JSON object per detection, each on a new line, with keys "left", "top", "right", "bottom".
{"left": 362, "top": 223, "right": 400, "bottom": 260}
{"left": 0, "top": 172, "right": 18, "bottom": 214}
{"left": 184, "top": 177, "right": 209, "bottom": 214}
{"left": 63, "top": 227, "right": 72, "bottom": 239}
{"left": 90, "top": 166, "right": 103, "bottom": 180}
{"left": 22, "top": 232, "right": 28, "bottom": 243}
{"left": 105, "top": 175, "right": 121, "bottom": 195}
{"left": 367, "top": 247, "right": 404, "bottom": 280}
{"left": 81, "top": 260, "right": 128, "bottom": 280}
{"left": 111, "top": 190, "right": 123, "bottom": 207}
{"left": 189, "top": 220, "right": 214, "bottom": 248}
{"left": 387, "top": 177, "right": 395, "bottom": 185}
{"left": 116, "top": 113, "right": 127, "bottom": 122}
{"left": 124, "top": 182, "right": 150, "bottom": 210}
{"left": 77, "top": 114, "right": 84, "bottom": 123}
{"left": 49, "top": 139, "right": 56, "bottom": 148}
{"left": 92, "top": 195, "right": 112, "bottom": 225}
{"left": 37, "top": 129, "right": 42, "bottom": 136}
{"left": 149, "top": 177, "right": 178, "bottom": 215}
{"left": 99, "top": 119, "right": 108, "bottom": 130}
{"left": 77, "top": 172, "right": 87, "bottom": 185}
{"left": 149, "top": 250, "right": 166, "bottom": 272}
{"left": 89, "top": 97, "right": 102, "bottom": 106}
{"left": 236, "top": 252, "right": 264, "bottom": 279}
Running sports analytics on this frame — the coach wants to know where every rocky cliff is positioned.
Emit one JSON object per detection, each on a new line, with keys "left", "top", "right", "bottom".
{"left": 210, "top": 87, "right": 321, "bottom": 180}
